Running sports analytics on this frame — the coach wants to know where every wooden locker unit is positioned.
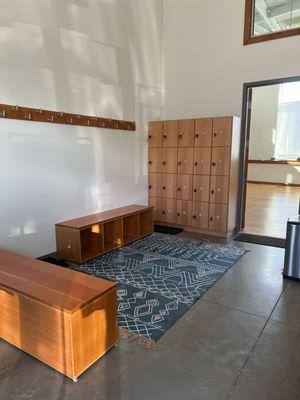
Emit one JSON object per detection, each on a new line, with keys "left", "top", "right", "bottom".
{"left": 212, "top": 117, "right": 232, "bottom": 147}
{"left": 177, "top": 200, "right": 193, "bottom": 226}
{"left": 195, "top": 118, "right": 213, "bottom": 147}
{"left": 210, "top": 176, "right": 229, "bottom": 204}
{"left": 162, "top": 148, "right": 178, "bottom": 174}
{"left": 163, "top": 120, "right": 178, "bottom": 147}
{"left": 178, "top": 148, "right": 194, "bottom": 174}
{"left": 209, "top": 203, "right": 228, "bottom": 232}
{"left": 177, "top": 174, "right": 193, "bottom": 201}
{"left": 211, "top": 147, "right": 231, "bottom": 176}
{"left": 148, "top": 116, "right": 241, "bottom": 237}
{"left": 149, "top": 148, "right": 162, "bottom": 173}
{"left": 193, "top": 175, "right": 210, "bottom": 203}
{"left": 192, "top": 202, "right": 209, "bottom": 229}
{"left": 162, "top": 174, "right": 177, "bottom": 199}
{"left": 194, "top": 147, "right": 212, "bottom": 175}
{"left": 148, "top": 121, "right": 163, "bottom": 147}
{"left": 149, "top": 173, "right": 162, "bottom": 198}
{"left": 178, "top": 119, "right": 195, "bottom": 147}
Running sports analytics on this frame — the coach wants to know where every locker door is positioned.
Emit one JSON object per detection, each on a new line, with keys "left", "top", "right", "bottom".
{"left": 162, "top": 148, "right": 178, "bottom": 174}
{"left": 193, "top": 147, "right": 211, "bottom": 175}
{"left": 192, "top": 202, "right": 209, "bottom": 229}
{"left": 212, "top": 117, "right": 232, "bottom": 147}
{"left": 149, "top": 173, "right": 162, "bottom": 198}
{"left": 162, "top": 174, "right": 177, "bottom": 199}
{"left": 193, "top": 175, "right": 210, "bottom": 203}
{"left": 162, "top": 199, "right": 177, "bottom": 224}
{"left": 177, "top": 200, "right": 193, "bottom": 226}
{"left": 163, "top": 120, "right": 178, "bottom": 147}
{"left": 211, "top": 147, "right": 231, "bottom": 176}
{"left": 149, "top": 197, "right": 163, "bottom": 221}
{"left": 178, "top": 119, "right": 195, "bottom": 147}
{"left": 178, "top": 148, "right": 194, "bottom": 174}
{"left": 195, "top": 118, "right": 213, "bottom": 147}
{"left": 210, "top": 176, "right": 229, "bottom": 204}
{"left": 149, "top": 148, "right": 162, "bottom": 173}
{"left": 209, "top": 204, "right": 228, "bottom": 232}
{"left": 148, "top": 121, "right": 163, "bottom": 148}
{"left": 177, "top": 174, "right": 193, "bottom": 201}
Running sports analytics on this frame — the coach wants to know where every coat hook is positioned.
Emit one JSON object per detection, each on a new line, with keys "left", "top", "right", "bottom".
{"left": 12, "top": 105, "right": 19, "bottom": 112}
{"left": 85, "top": 120, "right": 90, "bottom": 126}
{"left": 59, "top": 112, "right": 64, "bottom": 117}
{"left": 77, "top": 114, "right": 81, "bottom": 119}
{"left": 92, "top": 117, "right": 97, "bottom": 121}
{"left": 47, "top": 116, "right": 54, "bottom": 122}
{"left": 68, "top": 117, "right": 73, "bottom": 124}
{"left": 0, "top": 110, "right": 6, "bottom": 117}
{"left": 37, "top": 108, "right": 43, "bottom": 114}
{"left": 25, "top": 113, "right": 32, "bottom": 120}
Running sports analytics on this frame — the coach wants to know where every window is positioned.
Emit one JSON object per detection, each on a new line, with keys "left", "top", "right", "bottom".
{"left": 274, "top": 82, "right": 300, "bottom": 160}
{"left": 244, "top": 0, "right": 300, "bottom": 45}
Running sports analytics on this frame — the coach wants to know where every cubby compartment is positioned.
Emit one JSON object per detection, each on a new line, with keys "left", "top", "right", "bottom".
{"left": 123, "top": 214, "right": 140, "bottom": 244}
{"left": 81, "top": 224, "right": 104, "bottom": 261}
{"left": 140, "top": 210, "right": 154, "bottom": 236}
{"left": 104, "top": 219, "right": 123, "bottom": 251}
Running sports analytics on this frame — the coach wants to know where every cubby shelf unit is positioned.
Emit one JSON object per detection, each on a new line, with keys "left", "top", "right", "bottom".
{"left": 55, "top": 205, "right": 154, "bottom": 264}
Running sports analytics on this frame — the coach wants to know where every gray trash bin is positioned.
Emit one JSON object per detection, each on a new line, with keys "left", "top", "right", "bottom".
{"left": 283, "top": 215, "right": 300, "bottom": 281}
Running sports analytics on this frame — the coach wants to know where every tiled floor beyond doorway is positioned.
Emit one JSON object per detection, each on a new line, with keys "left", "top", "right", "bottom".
{"left": 244, "top": 182, "right": 300, "bottom": 238}
{"left": 1, "top": 232, "right": 300, "bottom": 400}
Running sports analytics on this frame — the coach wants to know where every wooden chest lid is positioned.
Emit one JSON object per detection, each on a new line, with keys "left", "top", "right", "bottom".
{"left": 0, "top": 248, "right": 116, "bottom": 313}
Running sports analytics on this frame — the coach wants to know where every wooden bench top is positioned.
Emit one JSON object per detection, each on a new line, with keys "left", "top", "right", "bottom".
{"left": 56, "top": 204, "right": 152, "bottom": 230}
{"left": 0, "top": 248, "right": 116, "bottom": 313}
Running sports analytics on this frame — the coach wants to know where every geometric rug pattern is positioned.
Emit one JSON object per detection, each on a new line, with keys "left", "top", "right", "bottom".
{"left": 74, "top": 234, "right": 246, "bottom": 344}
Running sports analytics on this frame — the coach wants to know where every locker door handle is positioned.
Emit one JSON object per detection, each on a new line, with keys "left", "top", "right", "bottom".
{"left": 149, "top": 185, "right": 152, "bottom": 189}
{"left": 195, "top": 133, "right": 199, "bottom": 138}
{"left": 163, "top": 134, "right": 167, "bottom": 139}
{"left": 210, "top": 217, "right": 213, "bottom": 221}
{"left": 212, "top": 162, "right": 217, "bottom": 167}
{"left": 163, "top": 186, "right": 166, "bottom": 190}
{"left": 178, "top": 161, "right": 182, "bottom": 166}
{"left": 162, "top": 210, "right": 165, "bottom": 215}
{"left": 148, "top": 135, "right": 152, "bottom": 139}
{"left": 214, "top": 132, "right": 217, "bottom": 137}
{"left": 194, "top": 188, "right": 197, "bottom": 193}
{"left": 149, "top": 161, "right": 152, "bottom": 165}
{"left": 178, "top": 134, "right": 183, "bottom": 139}
{"left": 162, "top": 161, "right": 167, "bottom": 165}
{"left": 178, "top": 188, "right": 181, "bottom": 192}
{"left": 177, "top": 213, "right": 180, "bottom": 216}
{"left": 193, "top": 215, "right": 197, "bottom": 220}
{"left": 194, "top": 161, "right": 198, "bottom": 166}
{"left": 211, "top": 190, "right": 214, "bottom": 194}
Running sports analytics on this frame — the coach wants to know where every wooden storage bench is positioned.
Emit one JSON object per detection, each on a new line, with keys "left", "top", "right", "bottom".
{"left": 0, "top": 249, "right": 118, "bottom": 381}
{"left": 56, "top": 204, "right": 154, "bottom": 263}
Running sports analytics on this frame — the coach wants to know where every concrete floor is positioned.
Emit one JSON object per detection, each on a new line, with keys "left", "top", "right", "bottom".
{"left": 1, "top": 232, "right": 300, "bottom": 400}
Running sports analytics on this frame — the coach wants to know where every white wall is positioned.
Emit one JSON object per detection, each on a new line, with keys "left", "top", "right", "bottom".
{"left": 0, "top": 0, "right": 163, "bottom": 257}
{"left": 162, "top": 0, "right": 300, "bottom": 119}
{"left": 248, "top": 85, "right": 300, "bottom": 184}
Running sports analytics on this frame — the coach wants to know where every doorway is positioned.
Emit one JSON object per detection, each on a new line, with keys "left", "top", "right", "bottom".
{"left": 238, "top": 76, "right": 300, "bottom": 239}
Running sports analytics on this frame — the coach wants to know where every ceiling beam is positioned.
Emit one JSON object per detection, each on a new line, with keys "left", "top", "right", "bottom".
{"left": 255, "top": 0, "right": 281, "bottom": 30}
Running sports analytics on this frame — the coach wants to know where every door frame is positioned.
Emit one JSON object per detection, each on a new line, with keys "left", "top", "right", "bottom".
{"left": 237, "top": 75, "right": 300, "bottom": 232}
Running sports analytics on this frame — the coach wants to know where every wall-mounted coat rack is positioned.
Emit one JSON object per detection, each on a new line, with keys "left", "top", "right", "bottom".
{"left": 0, "top": 103, "right": 136, "bottom": 131}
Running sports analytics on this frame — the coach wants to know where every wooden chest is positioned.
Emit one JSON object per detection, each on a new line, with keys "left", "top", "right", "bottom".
{"left": 0, "top": 249, "right": 118, "bottom": 381}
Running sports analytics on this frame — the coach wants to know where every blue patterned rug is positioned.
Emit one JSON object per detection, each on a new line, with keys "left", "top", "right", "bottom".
{"left": 74, "top": 234, "right": 246, "bottom": 347}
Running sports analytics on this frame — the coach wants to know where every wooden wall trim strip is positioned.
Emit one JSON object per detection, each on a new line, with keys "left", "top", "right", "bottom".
{"left": 0, "top": 103, "right": 136, "bottom": 132}
{"left": 247, "top": 180, "right": 300, "bottom": 187}
{"left": 248, "top": 160, "right": 300, "bottom": 166}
